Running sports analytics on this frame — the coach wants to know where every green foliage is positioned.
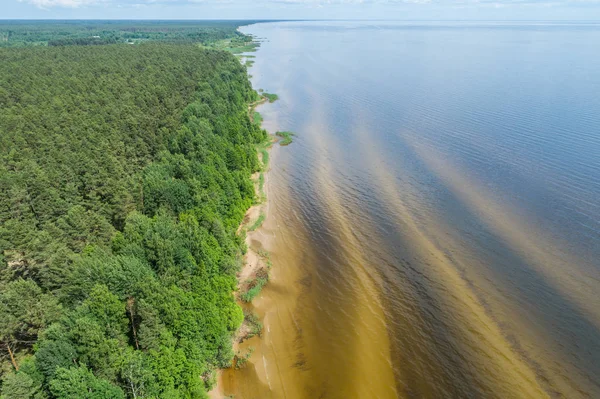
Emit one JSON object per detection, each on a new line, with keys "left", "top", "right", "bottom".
{"left": 48, "top": 366, "right": 124, "bottom": 399}
{"left": 261, "top": 149, "right": 270, "bottom": 170}
{"left": 256, "top": 249, "right": 270, "bottom": 260}
{"left": 0, "top": 44, "right": 226, "bottom": 288}
{"left": 0, "top": 357, "right": 47, "bottom": 399}
{"left": 0, "top": 279, "right": 62, "bottom": 368}
{"left": 208, "top": 39, "right": 259, "bottom": 55}
{"left": 35, "top": 331, "right": 78, "bottom": 381}
{"left": 276, "top": 131, "right": 295, "bottom": 146}
{"left": 256, "top": 140, "right": 271, "bottom": 173}
{"left": 243, "top": 311, "right": 263, "bottom": 340}
{"left": 240, "top": 268, "right": 269, "bottom": 303}
{"left": 262, "top": 93, "right": 279, "bottom": 103}
{"left": 0, "top": 20, "right": 262, "bottom": 48}
{"left": 1, "top": 371, "right": 44, "bottom": 399}
{"left": 258, "top": 173, "right": 266, "bottom": 203}
{"left": 256, "top": 137, "right": 272, "bottom": 170}
{"left": 0, "top": 33, "right": 266, "bottom": 399}
{"left": 233, "top": 348, "right": 254, "bottom": 370}
{"left": 252, "top": 111, "right": 263, "bottom": 126}
{"left": 248, "top": 213, "right": 266, "bottom": 232}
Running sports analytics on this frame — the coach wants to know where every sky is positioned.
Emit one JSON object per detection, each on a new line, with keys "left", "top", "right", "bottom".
{"left": 3, "top": 0, "right": 600, "bottom": 20}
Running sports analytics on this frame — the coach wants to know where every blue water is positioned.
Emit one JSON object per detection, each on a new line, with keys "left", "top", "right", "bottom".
{"left": 241, "top": 21, "right": 600, "bottom": 398}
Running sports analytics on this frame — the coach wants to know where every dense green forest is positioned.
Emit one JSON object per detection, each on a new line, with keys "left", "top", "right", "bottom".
{"left": 0, "top": 29, "right": 266, "bottom": 398}
{"left": 0, "top": 20, "right": 263, "bottom": 47}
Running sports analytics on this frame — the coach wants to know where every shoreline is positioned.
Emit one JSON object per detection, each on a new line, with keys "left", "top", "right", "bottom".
{"left": 208, "top": 95, "right": 276, "bottom": 399}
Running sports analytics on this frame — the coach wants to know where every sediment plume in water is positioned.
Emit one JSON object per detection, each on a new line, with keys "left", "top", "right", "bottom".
{"left": 220, "top": 21, "right": 600, "bottom": 399}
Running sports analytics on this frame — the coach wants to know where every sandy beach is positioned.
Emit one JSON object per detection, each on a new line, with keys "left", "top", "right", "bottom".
{"left": 208, "top": 94, "right": 278, "bottom": 398}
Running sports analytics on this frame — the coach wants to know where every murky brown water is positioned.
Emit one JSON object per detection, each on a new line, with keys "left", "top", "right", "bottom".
{"left": 222, "top": 21, "right": 600, "bottom": 398}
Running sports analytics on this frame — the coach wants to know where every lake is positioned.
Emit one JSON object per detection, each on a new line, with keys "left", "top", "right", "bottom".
{"left": 226, "top": 21, "right": 600, "bottom": 398}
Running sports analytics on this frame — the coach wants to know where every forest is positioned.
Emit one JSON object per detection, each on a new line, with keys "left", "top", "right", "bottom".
{"left": 0, "top": 20, "right": 263, "bottom": 47}
{"left": 0, "top": 24, "right": 266, "bottom": 398}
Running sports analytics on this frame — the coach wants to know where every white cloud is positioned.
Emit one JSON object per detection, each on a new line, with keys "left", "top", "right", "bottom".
{"left": 16, "top": 0, "right": 600, "bottom": 9}
{"left": 19, "top": 0, "right": 106, "bottom": 7}
{"left": 17, "top": 0, "right": 191, "bottom": 8}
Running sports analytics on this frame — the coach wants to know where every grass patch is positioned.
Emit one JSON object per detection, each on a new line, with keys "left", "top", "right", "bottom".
{"left": 256, "top": 137, "right": 271, "bottom": 170}
{"left": 234, "top": 347, "right": 255, "bottom": 369}
{"left": 253, "top": 138, "right": 271, "bottom": 203}
{"left": 258, "top": 172, "right": 265, "bottom": 202}
{"left": 240, "top": 270, "right": 269, "bottom": 303}
{"left": 262, "top": 92, "right": 279, "bottom": 103}
{"left": 256, "top": 249, "right": 272, "bottom": 269}
{"left": 276, "top": 131, "right": 295, "bottom": 146}
{"left": 228, "top": 43, "right": 259, "bottom": 53}
{"left": 257, "top": 249, "right": 273, "bottom": 271}
{"left": 260, "top": 148, "right": 269, "bottom": 171}
{"left": 252, "top": 111, "right": 263, "bottom": 126}
{"left": 244, "top": 311, "right": 264, "bottom": 339}
{"left": 257, "top": 249, "right": 270, "bottom": 259}
{"left": 248, "top": 212, "right": 265, "bottom": 232}
{"left": 203, "top": 38, "right": 259, "bottom": 55}
{"left": 238, "top": 229, "right": 248, "bottom": 255}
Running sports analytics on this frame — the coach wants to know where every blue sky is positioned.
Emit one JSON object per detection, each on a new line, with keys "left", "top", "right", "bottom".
{"left": 3, "top": 0, "right": 600, "bottom": 20}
